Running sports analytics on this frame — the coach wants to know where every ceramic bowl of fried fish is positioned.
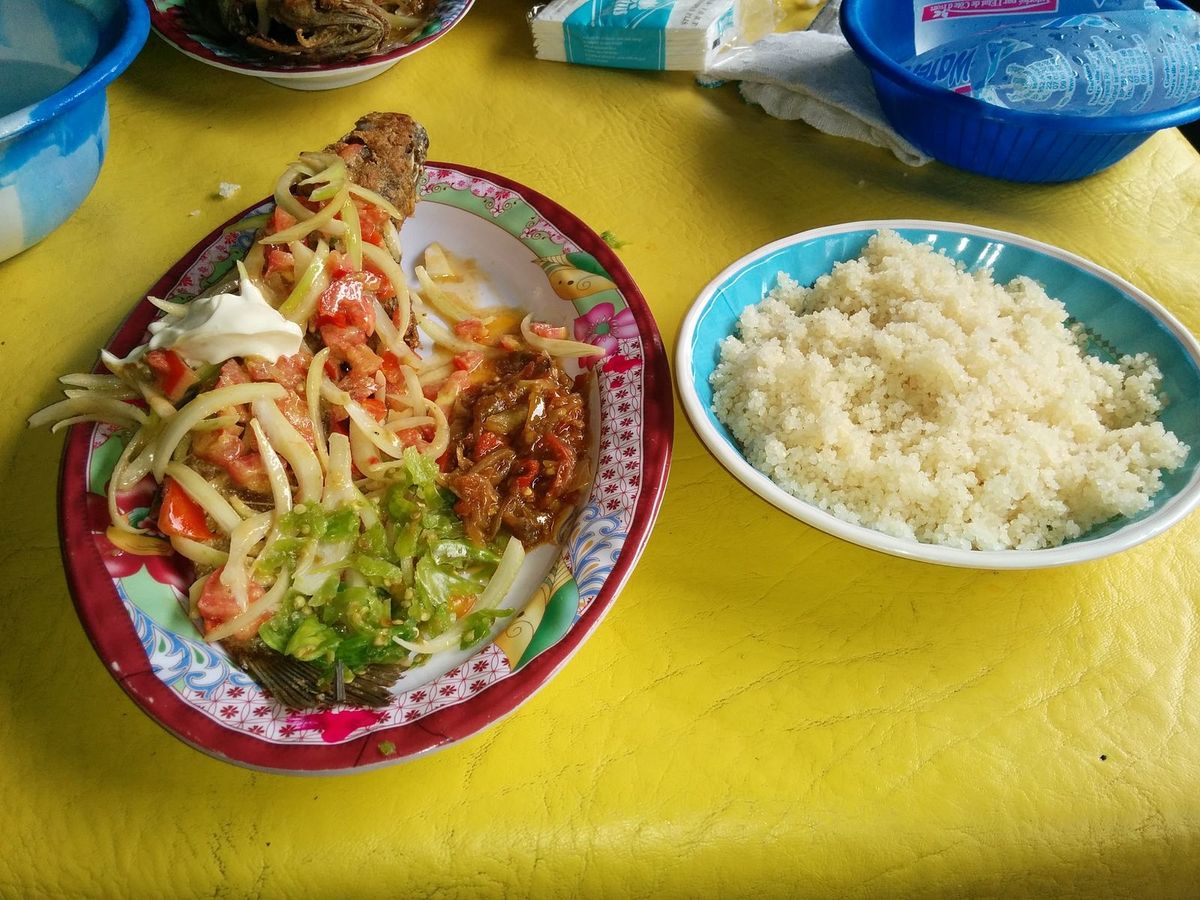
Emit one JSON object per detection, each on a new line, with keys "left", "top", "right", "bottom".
{"left": 147, "top": 0, "right": 476, "bottom": 90}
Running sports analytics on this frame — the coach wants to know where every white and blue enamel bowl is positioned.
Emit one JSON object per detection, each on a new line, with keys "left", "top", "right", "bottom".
{"left": 677, "top": 220, "right": 1200, "bottom": 569}
{"left": 0, "top": 0, "right": 149, "bottom": 263}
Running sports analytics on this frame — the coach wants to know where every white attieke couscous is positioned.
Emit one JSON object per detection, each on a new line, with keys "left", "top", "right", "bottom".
{"left": 710, "top": 230, "right": 1189, "bottom": 551}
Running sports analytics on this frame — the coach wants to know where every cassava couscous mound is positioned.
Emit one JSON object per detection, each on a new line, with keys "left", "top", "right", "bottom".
{"left": 710, "top": 230, "right": 1189, "bottom": 551}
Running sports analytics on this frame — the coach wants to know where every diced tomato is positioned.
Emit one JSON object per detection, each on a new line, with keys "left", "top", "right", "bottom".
{"left": 157, "top": 477, "right": 214, "bottom": 541}
{"left": 379, "top": 350, "right": 404, "bottom": 387}
{"left": 360, "top": 397, "right": 386, "bottom": 421}
{"left": 452, "top": 350, "right": 484, "bottom": 374}
{"left": 269, "top": 207, "right": 297, "bottom": 235}
{"left": 215, "top": 360, "right": 251, "bottom": 388}
{"left": 264, "top": 248, "right": 294, "bottom": 278}
{"left": 474, "top": 430, "right": 505, "bottom": 461}
{"left": 197, "top": 566, "right": 266, "bottom": 640}
{"left": 363, "top": 258, "right": 396, "bottom": 301}
{"left": 191, "top": 427, "right": 270, "bottom": 495}
{"left": 453, "top": 318, "right": 488, "bottom": 342}
{"left": 450, "top": 594, "right": 475, "bottom": 620}
{"left": 144, "top": 349, "right": 198, "bottom": 403}
{"left": 357, "top": 201, "right": 391, "bottom": 247}
{"left": 316, "top": 277, "right": 375, "bottom": 336}
{"left": 329, "top": 416, "right": 349, "bottom": 436}
{"left": 499, "top": 334, "right": 522, "bottom": 352}
{"left": 226, "top": 454, "right": 270, "bottom": 494}
{"left": 342, "top": 343, "right": 383, "bottom": 378}
{"left": 530, "top": 322, "right": 567, "bottom": 340}
{"left": 320, "top": 325, "right": 369, "bottom": 356}
{"left": 436, "top": 448, "right": 454, "bottom": 472}
{"left": 325, "top": 250, "right": 355, "bottom": 281}
{"left": 245, "top": 349, "right": 312, "bottom": 393}
{"left": 277, "top": 393, "right": 315, "bottom": 444}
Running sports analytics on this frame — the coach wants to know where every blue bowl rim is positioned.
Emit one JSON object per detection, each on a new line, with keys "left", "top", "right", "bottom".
{"left": 840, "top": 0, "right": 1200, "bottom": 136}
{"left": 0, "top": 0, "right": 150, "bottom": 144}
{"left": 675, "top": 218, "right": 1200, "bottom": 570}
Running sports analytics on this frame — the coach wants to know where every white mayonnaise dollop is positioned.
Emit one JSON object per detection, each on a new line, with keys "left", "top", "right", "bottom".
{"left": 147, "top": 264, "right": 304, "bottom": 365}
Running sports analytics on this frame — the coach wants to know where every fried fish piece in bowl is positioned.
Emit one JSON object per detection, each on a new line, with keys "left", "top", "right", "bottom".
{"left": 148, "top": 0, "right": 474, "bottom": 90}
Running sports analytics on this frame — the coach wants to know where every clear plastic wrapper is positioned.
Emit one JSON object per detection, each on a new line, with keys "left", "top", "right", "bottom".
{"left": 911, "top": 0, "right": 1154, "bottom": 54}
{"left": 904, "top": 9, "right": 1200, "bottom": 116}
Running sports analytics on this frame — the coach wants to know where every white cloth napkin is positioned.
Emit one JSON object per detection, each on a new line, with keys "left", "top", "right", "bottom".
{"left": 705, "top": 13, "right": 931, "bottom": 167}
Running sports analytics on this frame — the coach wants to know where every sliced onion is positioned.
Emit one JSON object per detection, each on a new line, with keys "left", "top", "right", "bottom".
{"left": 382, "top": 415, "right": 434, "bottom": 432}
{"left": 278, "top": 238, "right": 330, "bottom": 323}
{"left": 274, "top": 164, "right": 315, "bottom": 223}
{"left": 306, "top": 348, "right": 331, "bottom": 471}
{"left": 323, "top": 432, "right": 358, "bottom": 510}
{"left": 288, "top": 239, "right": 315, "bottom": 277}
{"left": 372, "top": 298, "right": 417, "bottom": 363}
{"left": 402, "top": 365, "right": 426, "bottom": 412}
{"left": 59, "top": 373, "right": 130, "bottom": 392}
{"left": 152, "top": 383, "right": 285, "bottom": 482}
{"left": 521, "top": 314, "right": 605, "bottom": 358}
{"left": 419, "top": 314, "right": 498, "bottom": 356}
{"left": 382, "top": 218, "right": 403, "bottom": 261}
{"left": 349, "top": 418, "right": 408, "bottom": 480}
{"left": 320, "top": 378, "right": 408, "bottom": 461}
{"left": 170, "top": 535, "right": 229, "bottom": 568}
{"left": 28, "top": 396, "right": 147, "bottom": 430}
{"left": 220, "top": 511, "right": 273, "bottom": 611}
{"left": 348, "top": 183, "right": 406, "bottom": 222}
{"left": 164, "top": 461, "right": 243, "bottom": 534}
{"left": 206, "top": 568, "right": 290, "bottom": 643}
{"left": 260, "top": 186, "right": 349, "bottom": 245}
{"left": 416, "top": 362, "right": 454, "bottom": 388}
{"left": 341, "top": 196, "right": 363, "bottom": 272}
{"left": 251, "top": 399, "right": 323, "bottom": 503}
{"left": 415, "top": 265, "right": 479, "bottom": 323}
{"left": 188, "top": 414, "right": 240, "bottom": 433}
{"left": 362, "top": 243, "right": 411, "bottom": 340}
{"left": 108, "top": 424, "right": 155, "bottom": 534}
{"left": 249, "top": 418, "right": 293, "bottom": 518}
{"left": 421, "top": 398, "right": 450, "bottom": 460}
{"left": 478, "top": 535, "right": 525, "bottom": 609}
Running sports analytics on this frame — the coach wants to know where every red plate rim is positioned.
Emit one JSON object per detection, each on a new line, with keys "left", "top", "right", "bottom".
{"left": 57, "top": 160, "right": 674, "bottom": 773}
{"left": 146, "top": 0, "right": 476, "bottom": 75}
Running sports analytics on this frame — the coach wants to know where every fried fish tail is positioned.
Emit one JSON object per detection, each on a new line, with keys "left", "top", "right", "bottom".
{"left": 227, "top": 639, "right": 406, "bottom": 710}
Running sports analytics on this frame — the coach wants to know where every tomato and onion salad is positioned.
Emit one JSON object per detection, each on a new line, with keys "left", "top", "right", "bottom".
{"left": 30, "top": 148, "right": 603, "bottom": 691}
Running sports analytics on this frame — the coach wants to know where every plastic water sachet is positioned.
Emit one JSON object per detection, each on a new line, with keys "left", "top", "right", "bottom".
{"left": 903, "top": 10, "right": 1200, "bottom": 116}
{"left": 911, "top": 0, "right": 1155, "bottom": 54}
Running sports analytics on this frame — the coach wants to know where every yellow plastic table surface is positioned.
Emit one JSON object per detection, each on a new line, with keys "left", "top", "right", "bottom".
{"left": 3, "top": 3, "right": 1200, "bottom": 896}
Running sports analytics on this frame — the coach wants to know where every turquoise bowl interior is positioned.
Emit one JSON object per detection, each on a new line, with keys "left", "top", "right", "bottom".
{"left": 686, "top": 224, "right": 1200, "bottom": 548}
{"left": 0, "top": 0, "right": 148, "bottom": 262}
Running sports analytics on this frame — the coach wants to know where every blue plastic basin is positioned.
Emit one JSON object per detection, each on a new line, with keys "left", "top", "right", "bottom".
{"left": 0, "top": 0, "right": 149, "bottom": 262}
{"left": 840, "top": 0, "right": 1200, "bottom": 182}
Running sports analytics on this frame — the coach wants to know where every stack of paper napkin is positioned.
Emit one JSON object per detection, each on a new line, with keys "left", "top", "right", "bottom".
{"left": 530, "top": 0, "right": 741, "bottom": 72}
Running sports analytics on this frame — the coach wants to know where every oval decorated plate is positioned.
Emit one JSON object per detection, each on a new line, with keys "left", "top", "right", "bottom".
{"left": 59, "top": 162, "right": 672, "bottom": 772}
{"left": 146, "top": 0, "right": 476, "bottom": 90}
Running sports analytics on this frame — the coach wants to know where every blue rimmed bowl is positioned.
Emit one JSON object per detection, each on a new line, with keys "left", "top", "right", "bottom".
{"left": 841, "top": 0, "right": 1200, "bottom": 182}
{"left": 0, "top": 0, "right": 149, "bottom": 263}
{"left": 677, "top": 220, "right": 1200, "bottom": 569}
